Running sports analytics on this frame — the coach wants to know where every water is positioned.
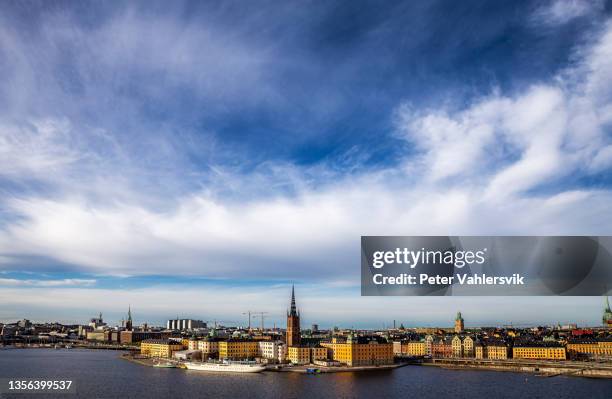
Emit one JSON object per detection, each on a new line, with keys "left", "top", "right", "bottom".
{"left": 0, "top": 349, "right": 610, "bottom": 398}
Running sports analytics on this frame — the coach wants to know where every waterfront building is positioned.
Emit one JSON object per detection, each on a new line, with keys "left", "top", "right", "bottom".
{"left": 198, "top": 337, "right": 222, "bottom": 356}
{"left": 451, "top": 335, "right": 462, "bottom": 357}
{"left": 454, "top": 311, "right": 464, "bottom": 333}
{"left": 485, "top": 340, "right": 510, "bottom": 360}
{"left": 566, "top": 338, "right": 612, "bottom": 360}
{"left": 425, "top": 334, "right": 434, "bottom": 356}
{"left": 86, "top": 330, "right": 112, "bottom": 342}
{"left": 463, "top": 336, "right": 474, "bottom": 357}
{"left": 286, "top": 285, "right": 301, "bottom": 347}
{"left": 320, "top": 335, "right": 393, "bottom": 366}
{"left": 288, "top": 346, "right": 311, "bottom": 365}
{"left": 394, "top": 340, "right": 426, "bottom": 356}
{"left": 474, "top": 342, "right": 484, "bottom": 359}
{"left": 119, "top": 330, "right": 165, "bottom": 344}
{"left": 513, "top": 343, "right": 566, "bottom": 360}
{"left": 218, "top": 339, "right": 259, "bottom": 360}
{"left": 188, "top": 337, "right": 199, "bottom": 350}
{"left": 431, "top": 337, "right": 453, "bottom": 358}
{"left": 311, "top": 346, "right": 328, "bottom": 361}
{"left": 258, "top": 340, "right": 287, "bottom": 363}
{"left": 140, "top": 339, "right": 183, "bottom": 358}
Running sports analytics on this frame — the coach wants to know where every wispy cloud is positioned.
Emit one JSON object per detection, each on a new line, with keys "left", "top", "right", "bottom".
{"left": 531, "top": 0, "right": 605, "bottom": 26}
{"left": 0, "top": 278, "right": 96, "bottom": 287}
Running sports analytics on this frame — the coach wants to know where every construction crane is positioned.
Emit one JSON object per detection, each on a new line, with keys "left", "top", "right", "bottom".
{"left": 252, "top": 312, "right": 269, "bottom": 331}
{"left": 242, "top": 311, "right": 253, "bottom": 330}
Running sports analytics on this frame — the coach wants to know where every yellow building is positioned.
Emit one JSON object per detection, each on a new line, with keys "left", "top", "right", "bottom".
{"left": 463, "top": 336, "right": 474, "bottom": 357}
{"left": 393, "top": 341, "right": 425, "bottom": 356}
{"left": 475, "top": 343, "right": 484, "bottom": 359}
{"left": 486, "top": 342, "right": 509, "bottom": 360}
{"left": 311, "top": 347, "right": 328, "bottom": 361}
{"left": 286, "top": 346, "right": 327, "bottom": 364}
{"left": 288, "top": 346, "right": 311, "bottom": 365}
{"left": 320, "top": 335, "right": 393, "bottom": 367}
{"left": 198, "top": 338, "right": 221, "bottom": 355}
{"left": 513, "top": 344, "right": 566, "bottom": 360}
{"left": 140, "top": 339, "right": 183, "bottom": 358}
{"left": 218, "top": 340, "right": 259, "bottom": 360}
{"left": 451, "top": 335, "right": 463, "bottom": 357}
{"left": 566, "top": 339, "right": 612, "bottom": 359}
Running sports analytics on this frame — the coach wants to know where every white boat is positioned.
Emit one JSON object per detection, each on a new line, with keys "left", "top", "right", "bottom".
{"left": 184, "top": 361, "right": 266, "bottom": 373}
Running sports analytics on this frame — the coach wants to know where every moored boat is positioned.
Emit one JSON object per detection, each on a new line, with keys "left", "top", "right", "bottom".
{"left": 184, "top": 360, "right": 265, "bottom": 373}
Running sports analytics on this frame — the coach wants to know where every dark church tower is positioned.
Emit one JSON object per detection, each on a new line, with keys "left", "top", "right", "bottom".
{"left": 126, "top": 305, "right": 133, "bottom": 331}
{"left": 286, "top": 285, "right": 301, "bottom": 347}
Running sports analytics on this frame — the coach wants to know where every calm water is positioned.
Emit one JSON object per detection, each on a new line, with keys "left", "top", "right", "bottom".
{"left": 0, "top": 349, "right": 610, "bottom": 398}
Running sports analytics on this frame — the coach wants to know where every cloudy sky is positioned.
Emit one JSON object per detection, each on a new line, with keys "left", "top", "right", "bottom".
{"left": 1, "top": 0, "right": 612, "bottom": 328}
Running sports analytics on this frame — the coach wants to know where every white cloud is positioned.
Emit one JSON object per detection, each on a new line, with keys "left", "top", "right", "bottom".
{"left": 397, "top": 19, "right": 612, "bottom": 201}
{"left": 0, "top": 12, "right": 611, "bottom": 293}
{"left": 0, "top": 278, "right": 96, "bottom": 287}
{"left": 532, "top": 0, "right": 604, "bottom": 26}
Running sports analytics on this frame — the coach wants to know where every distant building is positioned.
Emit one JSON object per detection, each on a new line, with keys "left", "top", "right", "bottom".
{"left": 119, "top": 330, "right": 166, "bottom": 344}
{"left": 431, "top": 337, "right": 453, "bottom": 358}
{"left": 286, "top": 285, "right": 301, "bottom": 347}
{"left": 484, "top": 340, "right": 510, "bottom": 360}
{"left": 140, "top": 339, "right": 183, "bottom": 358}
{"left": 463, "top": 336, "right": 474, "bottom": 357}
{"left": 320, "top": 335, "right": 393, "bottom": 366}
{"left": 218, "top": 339, "right": 259, "bottom": 360}
{"left": 86, "top": 330, "right": 112, "bottom": 342}
{"left": 451, "top": 335, "right": 462, "bottom": 357}
{"left": 566, "top": 338, "right": 612, "bottom": 360}
{"left": 89, "top": 312, "right": 106, "bottom": 330}
{"left": 454, "top": 311, "right": 464, "bottom": 333}
{"left": 258, "top": 340, "right": 287, "bottom": 363}
{"left": 166, "top": 319, "right": 206, "bottom": 331}
{"left": 17, "top": 319, "right": 32, "bottom": 329}
{"left": 393, "top": 340, "right": 426, "bottom": 357}
{"left": 513, "top": 342, "right": 566, "bottom": 360}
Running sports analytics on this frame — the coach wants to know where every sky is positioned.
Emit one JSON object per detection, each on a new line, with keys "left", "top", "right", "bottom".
{"left": 1, "top": 0, "right": 612, "bottom": 329}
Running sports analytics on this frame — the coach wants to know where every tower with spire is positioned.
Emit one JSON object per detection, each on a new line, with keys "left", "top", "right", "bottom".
{"left": 454, "top": 311, "right": 464, "bottom": 333}
{"left": 603, "top": 296, "right": 612, "bottom": 328}
{"left": 286, "top": 285, "right": 301, "bottom": 347}
{"left": 125, "top": 305, "right": 133, "bottom": 331}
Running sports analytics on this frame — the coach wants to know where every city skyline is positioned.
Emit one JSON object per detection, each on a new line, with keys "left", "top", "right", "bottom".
{"left": 3, "top": 289, "right": 611, "bottom": 330}
{"left": 2, "top": 1, "right": 612, "bottom": 325}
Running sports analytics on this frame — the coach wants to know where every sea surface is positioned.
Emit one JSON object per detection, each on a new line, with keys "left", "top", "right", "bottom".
{"left": 0, "top": 349, "right": 610, "bottom": 398}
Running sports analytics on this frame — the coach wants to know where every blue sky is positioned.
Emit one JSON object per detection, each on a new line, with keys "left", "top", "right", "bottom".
{"left": 1, "top": 0, "right": 612, "bottom": 328}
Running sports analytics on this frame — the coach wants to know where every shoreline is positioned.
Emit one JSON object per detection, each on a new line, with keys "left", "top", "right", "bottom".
{"left": 417, "top": 358, "right": 612, "bottom": 379}
{"left": 6, "top": 347, "right": 612, "bottom": 379}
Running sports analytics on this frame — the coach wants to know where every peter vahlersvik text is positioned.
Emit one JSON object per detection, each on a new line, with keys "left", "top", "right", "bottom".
{"left": 372, "top": 273, "right": 525, "bottom": 286}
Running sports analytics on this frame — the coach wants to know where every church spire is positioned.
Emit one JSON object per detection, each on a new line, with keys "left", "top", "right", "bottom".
{"left": 288, "top": 284, "right": 299, "bottom": 317}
